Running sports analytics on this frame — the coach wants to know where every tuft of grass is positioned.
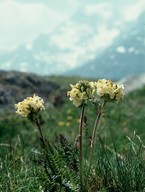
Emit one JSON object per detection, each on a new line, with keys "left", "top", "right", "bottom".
{"left": 0, "top": 138, "right": 41, "bottom": 192}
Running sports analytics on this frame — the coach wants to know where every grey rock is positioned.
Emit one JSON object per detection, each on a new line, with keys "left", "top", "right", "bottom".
{"left": 0, "top": 70, "right": 64, "bottom": 112}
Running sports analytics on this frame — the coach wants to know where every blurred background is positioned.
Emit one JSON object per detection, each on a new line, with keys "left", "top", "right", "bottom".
{"left": 0, "top": 0, "right": 145, "bottom": 80}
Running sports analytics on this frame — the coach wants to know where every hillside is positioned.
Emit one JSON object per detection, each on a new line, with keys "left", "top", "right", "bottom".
{"left": 0, "top": 70, "right": 66, "bottom": 112}
{"left": 1, "top": 74, "right": 145, "bottom": 192}
{"left": 1, "top": 70, "right": 145, "bottom": 114}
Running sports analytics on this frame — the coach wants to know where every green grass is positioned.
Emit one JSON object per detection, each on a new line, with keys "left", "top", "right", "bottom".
{"left": 0, "top": 76, "right": 145, "bottom": 191}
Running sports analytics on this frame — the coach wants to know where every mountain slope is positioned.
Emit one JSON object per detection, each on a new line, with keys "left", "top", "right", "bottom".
{"left": 0, "top": 3, "right": 145, "bottom": 78}
{"left": 65, "top": 11, "right": 145, "bottom": 80}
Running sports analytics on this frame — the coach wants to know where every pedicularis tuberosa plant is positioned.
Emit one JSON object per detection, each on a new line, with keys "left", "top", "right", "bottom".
{"left": 15, "top": 94, "right": 46, "bottom": 145}
{"left": 67, "top": 79, "right": 124, "bottom": 190}
{"left": 15, "top": 79, "right": 124, "bottom": 192}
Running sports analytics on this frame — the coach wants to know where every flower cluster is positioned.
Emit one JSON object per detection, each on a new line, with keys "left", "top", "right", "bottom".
{"left": 67, "top": 80, "right": 97, "bottom": 107}
{"left": 15, "top": 94, "right": 45, "bottom": 117}
{"left": 67, "top": 79, "right": 124, "bottom": 107}
{"left": 96, "top": 79, "right": 124, "bottom": 102}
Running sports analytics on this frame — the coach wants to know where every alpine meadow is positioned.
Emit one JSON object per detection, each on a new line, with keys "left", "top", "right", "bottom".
{"left": 1, "top": 75, "right": 145, "bottom": 192}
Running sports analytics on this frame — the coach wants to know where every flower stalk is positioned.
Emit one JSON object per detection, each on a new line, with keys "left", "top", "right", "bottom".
{"left": 87, "top": 100, "right": 106, "bottom": 182}
{"left": 79, "top": 106, "right": 85, "bottom": 190}
{"left": 34, "top": 116, "right": 46, "bottom": 147}
{"left": 91, "top": 100, "right": 106, "bottom": 149}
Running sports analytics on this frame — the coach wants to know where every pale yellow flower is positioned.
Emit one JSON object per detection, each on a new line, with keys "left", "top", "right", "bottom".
{"left": 67, "top": 116, "right": 73, "bottom": 120}
{"left": 66, "top": 122, "right": 71, "bottom": 127}
{"left": 58, "top": 121, "right": 65, "bottom": 126}
{"left": 67, "top": 80, "right": 97, "bottom": 107}
{"left": 15, "top": 94, "right": 45, "bottom": 117}
{"left": 96, "top": 79, "right": 124, "bottom": 102}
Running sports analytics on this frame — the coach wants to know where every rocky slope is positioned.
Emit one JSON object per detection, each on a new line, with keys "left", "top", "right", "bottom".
{"left": 0, "top": 70, "right": 65, "bottom": 112}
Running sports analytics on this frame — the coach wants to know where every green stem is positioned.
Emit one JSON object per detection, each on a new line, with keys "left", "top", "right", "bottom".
{"left": 91, "top": 101, "right": 106, "bottom": 149}
{"left": 87, "top": 101, "right": 106, "bottom": 179}
{"left": 35, "top": 118, "right": 46, "bottom": 147}
{"left": 79, "top": 106, "right": 85, "bottom": 191}
{"left": 38, "top": 124, "right": 45, "bottom": 146}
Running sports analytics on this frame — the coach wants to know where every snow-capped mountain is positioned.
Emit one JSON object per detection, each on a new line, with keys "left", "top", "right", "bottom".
{"left": 65, "top": 11, "right": 145, "bottom": 80}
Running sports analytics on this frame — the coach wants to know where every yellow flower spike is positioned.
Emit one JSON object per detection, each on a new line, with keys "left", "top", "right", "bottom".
{"left": 96, "top": 79, "right": 124, "bottom": 102}
{"left": 67, "top": 80, "right": 97, "bottom": 107}
{"left": 15, "top": 94, "right": 45, "bottom": 117}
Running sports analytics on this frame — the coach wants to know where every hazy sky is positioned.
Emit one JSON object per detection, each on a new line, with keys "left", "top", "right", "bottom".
{"left": 0, "top": 0, "right": 79, "bottom": 51}
{"left": 0, "top": 0, "right": 145, "bottom": 54}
